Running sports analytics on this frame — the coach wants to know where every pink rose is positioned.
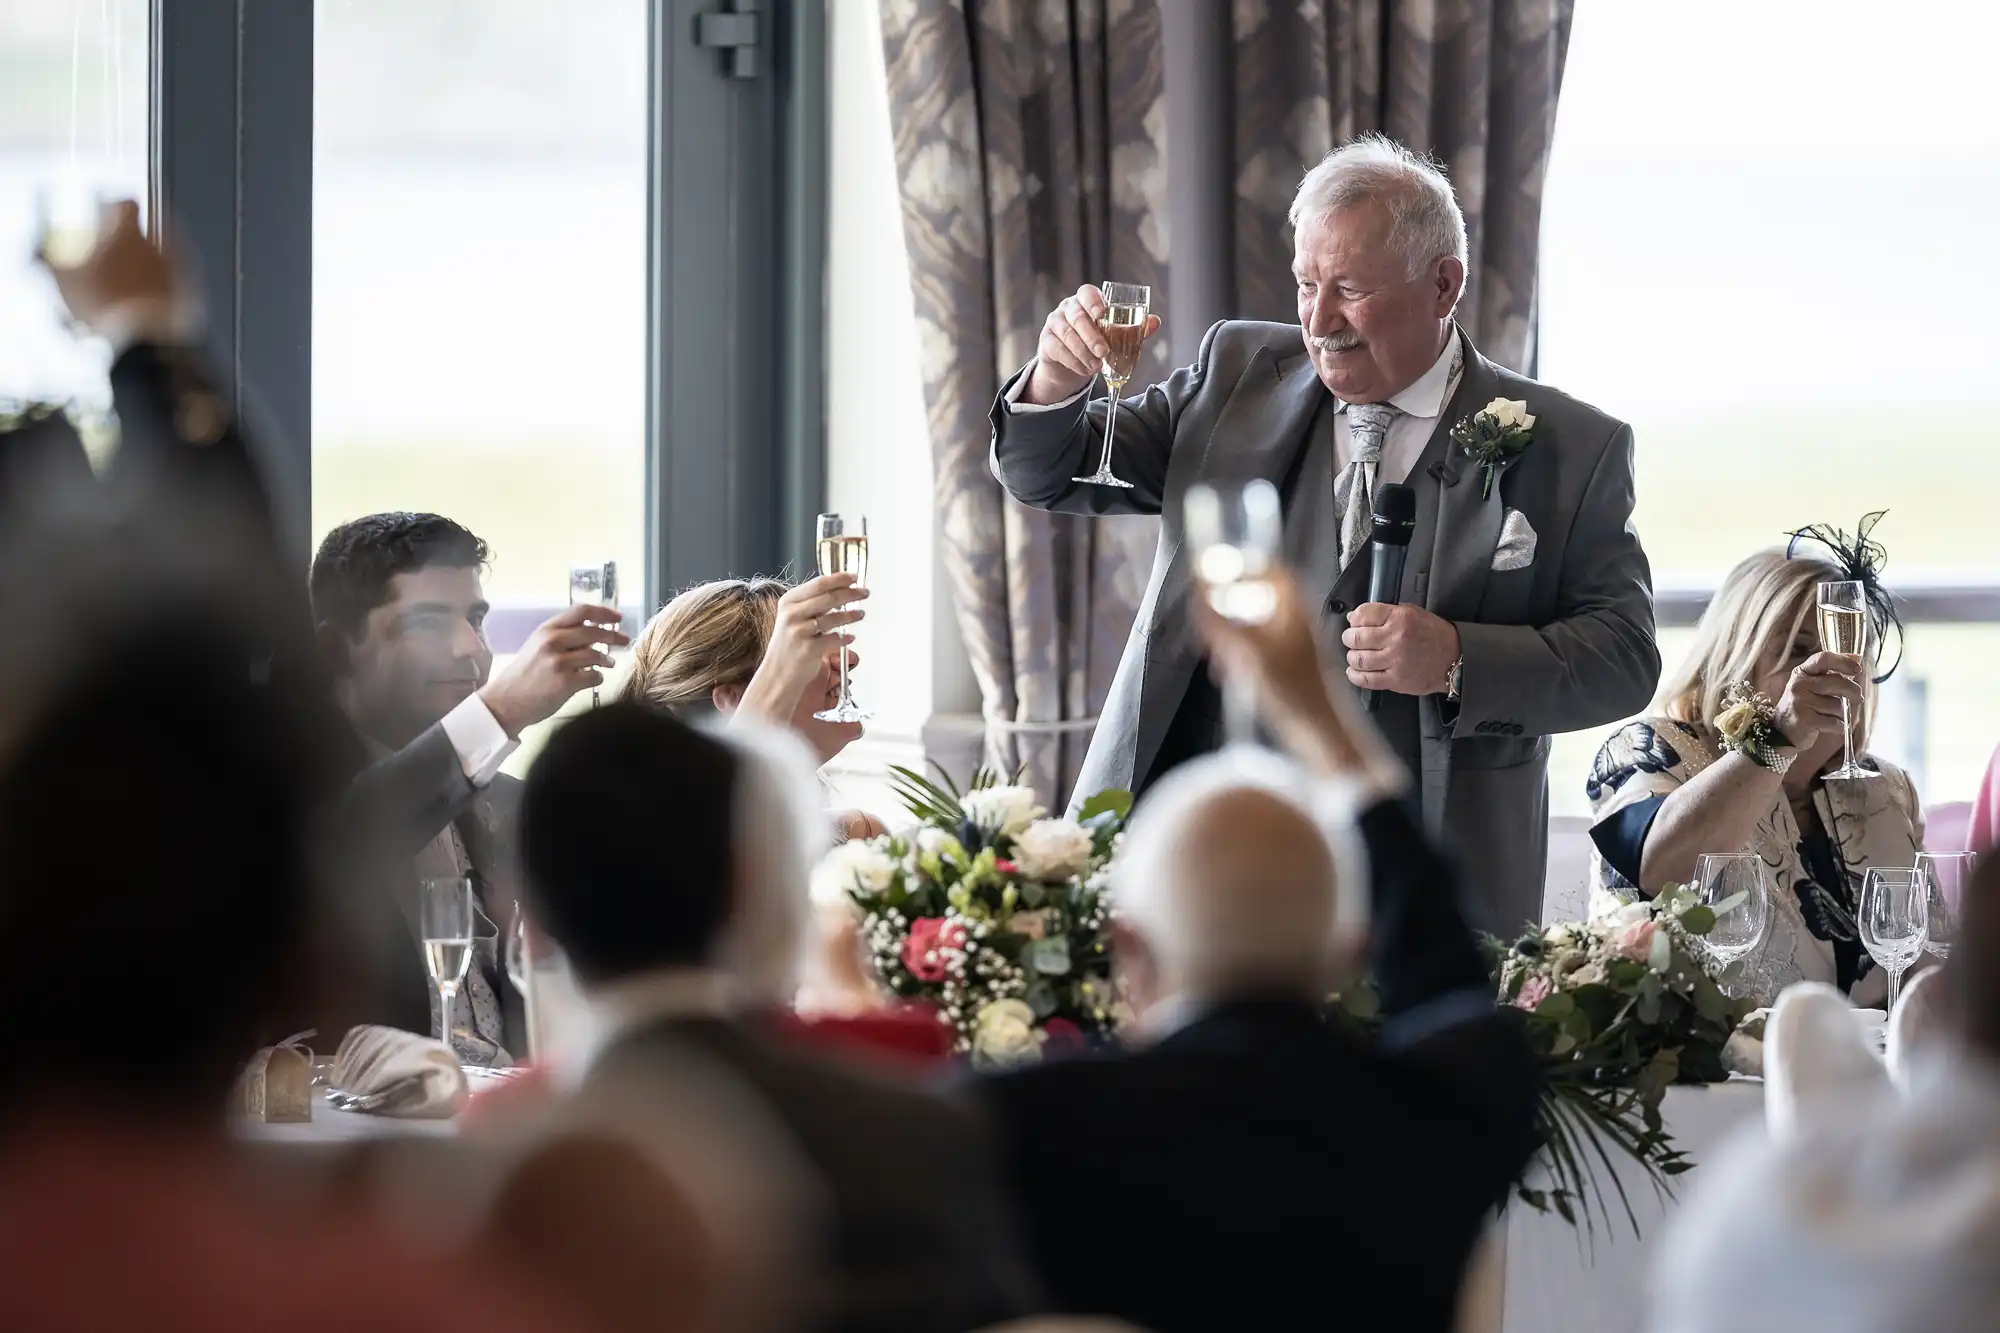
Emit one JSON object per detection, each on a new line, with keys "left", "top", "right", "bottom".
{"left": 1614, "top": 920, "right": 1658, "bottom": 963}
{"left": 902, "top": 917, "right": 968, "bottom": 984}
{"left": 1513, "top": 975, "right": 1554, "bottom": 1011}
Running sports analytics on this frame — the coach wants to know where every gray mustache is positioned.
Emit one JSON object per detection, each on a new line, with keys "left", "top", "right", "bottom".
{"left": 1310, "top": 332, "right": 1364, "bottom": 353}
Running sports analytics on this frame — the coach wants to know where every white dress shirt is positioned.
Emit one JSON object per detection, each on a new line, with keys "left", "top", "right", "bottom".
{"left": 1002, "top": 328, "right": 1463, "bottom": 488}
{"left": 438, "top": 692, "right": 519, "bottom": 786}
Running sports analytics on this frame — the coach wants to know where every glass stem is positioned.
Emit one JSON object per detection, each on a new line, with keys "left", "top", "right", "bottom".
{"left": 440, "top": 985, "right": 453, "bottom": 1052}
{"left": 1840, "top": 697, "right": 1854, "bottom": 772}
{"left": 1098, "top": 386, "right": 1122, "bottom": 474}
{"left": 1223, "top": 674, "right": 1256, "bottom": 748}
{"left": 1888, "top": 962, "right": 1901, "bottom": 1014}
{"left": 838, "top": 626, "right": 852, "bottom": 704}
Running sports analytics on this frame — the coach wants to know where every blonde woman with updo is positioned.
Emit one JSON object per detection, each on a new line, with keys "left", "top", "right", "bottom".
{"left": 627, "top": 571, "right": 885, "bottom": 846}
{"left": 1587, "top": 525, "right": 1923, "bottom": 1005}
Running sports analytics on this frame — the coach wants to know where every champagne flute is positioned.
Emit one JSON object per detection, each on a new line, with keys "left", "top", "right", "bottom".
{"left": 35, "top": 176, "right": 106, "bottom": 270}
{"left": 1693, "top": 852, "right": 1772, "bottom": 977}
{"left": 1859, "top": 866, "right": 1928, "bottom": 1012}
{"left": 420, "top": 877, "right": 475, "bottom": 1056}
{"left": 813, "top": 514, "right": 871, "bottom": 722}
{"left": 569, "top": 561, "right": 619, "bottom": 708}
{"left": 1071, "top": 282, "right": 1151, "bottom": 488}
{"left": 1816, "top": 580, "right": 1875, "bottom": 780}
{"left": 1184, "top": 479, "right": 1283, "bottom": 746}
{"left": 1914, "top": 851, "right": 1975, "bottom": 960}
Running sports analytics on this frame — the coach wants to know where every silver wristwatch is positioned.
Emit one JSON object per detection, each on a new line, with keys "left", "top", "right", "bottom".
{"left": 1445, "top": 656, "right": 1463, "bottom": 702}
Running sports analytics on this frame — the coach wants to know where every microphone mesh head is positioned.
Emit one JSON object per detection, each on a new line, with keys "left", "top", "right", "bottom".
{"left": 1370, "top": 483, "right": 1417, "bottom": 546}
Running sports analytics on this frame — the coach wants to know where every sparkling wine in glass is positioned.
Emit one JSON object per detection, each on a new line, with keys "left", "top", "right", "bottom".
{"left": 813, "top": 514, "right": 871, "bottom": 723}
{"left": 1693, "top": 852, "right": 1772, "bottom": 979}
{"left": 1072, "top": 282, "right": 1151, "bottom": 489}
{"left": 1816, "top": 580, "right": 1874, "bottom": 780}
{"left": 420, "top": 877, "right": 475, "bottom": 1054}
{"left": 1184, "top": 479, "right": 1283, "bottom": 746}
{"left": 1859, "top": 866, "right": 1928, "bottom": 1013}
{"left": 569, "top": 561, "right": 619, "bottom": 708}
{"left": 1915, "top": 851, "right": 1975, "bottom": 960}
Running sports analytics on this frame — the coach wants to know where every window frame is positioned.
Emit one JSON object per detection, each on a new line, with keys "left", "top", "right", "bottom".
{"left": 152, "top": 0, "right": 828, "bottom": 630}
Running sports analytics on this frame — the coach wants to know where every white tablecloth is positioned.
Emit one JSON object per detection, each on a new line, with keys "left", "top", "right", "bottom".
{"left": 231, "top": 1102, "right": 460, "bottom": 1143}
{"left": 1497, "top": 1079, "right": 1767, "bottom": 1333}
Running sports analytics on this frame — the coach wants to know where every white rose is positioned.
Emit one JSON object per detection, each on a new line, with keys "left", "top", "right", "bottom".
{"left": 1483, "top": 396, "right": 1535, "bottom": 431}
{"left": 1011, "top": 818, "right": 1095, "bottom": 881}
{"left": 961, "top": 785, "right": 1045, "bottom": 837}
{"left": 1597, "top": 899, "right": 1651, "bottom": 932}
{"left": 971, "top": 998, "right": 1045, "bottom": 1064}
{"left": 810, "top": 839, "right": 898, "bottom": 906}
{"left": 914, "top": 826, "right": 964, "bottom": 860}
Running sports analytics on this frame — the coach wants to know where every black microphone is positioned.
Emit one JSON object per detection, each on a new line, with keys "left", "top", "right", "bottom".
{"left": 1363, "top": 483, "right": 1417, "bottom": 713}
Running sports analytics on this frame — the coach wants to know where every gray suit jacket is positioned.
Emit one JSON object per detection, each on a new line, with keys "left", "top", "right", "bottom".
{"left": 989, "top": 320, "right": 1660, "bottom": 929}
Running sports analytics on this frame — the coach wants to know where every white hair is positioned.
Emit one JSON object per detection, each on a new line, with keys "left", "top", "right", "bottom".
{"left": 1289, "top": 133, "right": 1469, "bottom": 278}
{"left": 699, "top": 716, "right": 830, "bottom": 1004}
{"left": 1113, "top": 748, "right": 1370, "bottom": 999}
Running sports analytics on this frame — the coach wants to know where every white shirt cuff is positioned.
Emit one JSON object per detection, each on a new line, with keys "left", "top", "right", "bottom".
{"left": 441, "top": 693, "right": 519, "bottom": 787}
{"left": 1001, "top": 358, "right": 1088, "bottom": 415}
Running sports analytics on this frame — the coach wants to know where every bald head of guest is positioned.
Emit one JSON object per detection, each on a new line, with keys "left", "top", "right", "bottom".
{"left": 1111, "top": 754, "right": 1348, "bottom": 1025}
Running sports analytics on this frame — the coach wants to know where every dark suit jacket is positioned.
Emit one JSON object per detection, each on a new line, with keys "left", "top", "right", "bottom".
{"left": 338, "top": 723, "right": 528, "bottom": 1053}
{"left": 970, "top": 797, "right": 1540, "bottom": 1333}
{"left": 597, "top": 1016, "right": 1040, "bottom": 1333}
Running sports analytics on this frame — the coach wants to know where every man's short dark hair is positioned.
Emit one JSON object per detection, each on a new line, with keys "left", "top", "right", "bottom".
{"left": 309, "top": 512, "right": 489, "bottom": 643}
{"left": 519, "top": 701, "right": 738, "bottom": 985}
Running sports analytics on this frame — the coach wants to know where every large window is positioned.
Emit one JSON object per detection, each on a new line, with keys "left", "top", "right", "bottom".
{"left": 312, "top": 0, "right": 650, "bottom": 619}
{"left": 1539, "top": 1, "right": 2000, "bottom": 814}
{"left": 0, "top": 0, "right": 149, "bottom": 409}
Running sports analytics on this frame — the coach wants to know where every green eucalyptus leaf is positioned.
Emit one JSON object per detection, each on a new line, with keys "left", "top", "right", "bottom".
{"left": 1077, "top": 788, "right": 1134, "bottom": 823}
{"left": 1679, "top": 905, "right": 1717, "bottom": 936}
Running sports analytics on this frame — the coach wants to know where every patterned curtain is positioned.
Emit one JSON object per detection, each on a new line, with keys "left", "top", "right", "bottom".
{"left": 879, "top": 0, "right": 1168, "bottom": 806}
{"left": 879, "top": 0, "right": 1574, "bottom": 805}
{"left": 1233, "top": 0, "right": 1577, "bottom": 370}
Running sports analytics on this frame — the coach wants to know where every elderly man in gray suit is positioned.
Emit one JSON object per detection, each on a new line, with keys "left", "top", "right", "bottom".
{"left": 990, "top": 135, "right": 1659, "bottom": 930}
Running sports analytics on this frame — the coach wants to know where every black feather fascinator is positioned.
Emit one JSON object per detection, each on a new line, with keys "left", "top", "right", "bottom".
{"left": 1785, "top": 511, "right": 1902, "bottom": 683}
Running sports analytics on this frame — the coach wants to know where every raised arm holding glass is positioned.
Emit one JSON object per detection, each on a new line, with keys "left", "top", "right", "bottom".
{"left": 989, "top": 135, "right": 1658, "bottom": 930}
{"left": 1587, "top": 522, "right": 1923, "bottom": 1005}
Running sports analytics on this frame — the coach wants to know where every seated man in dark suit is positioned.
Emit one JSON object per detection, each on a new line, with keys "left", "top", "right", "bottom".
{"left": 969, "top": 568, "right": 1541, "bottom": 1333}
{"left": 310, "top": 514, "right": 628, "bottom": 1061}
{"left": 517, "top": 704, "right": 1041, "bottom": 1333}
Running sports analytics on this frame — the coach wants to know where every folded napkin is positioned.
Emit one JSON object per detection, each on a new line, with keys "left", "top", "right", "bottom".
{"left": 234, "top": 1030, "right": 315, "bottom": 1123}
{"left": 330, "top": 1025, "right": 468, "bottom": 1119}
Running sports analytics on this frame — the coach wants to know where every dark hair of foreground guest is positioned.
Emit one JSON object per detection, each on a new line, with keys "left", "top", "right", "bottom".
{"left": 308, "top": 511, "right": 489, "bottom": 645}
{"left": 1953, "top": 854, "right": 2000, "bottom": 1059}
{"left": 519, "top": 702, "right": 738, "bottom": 986}
{"left": 0, "top": 603, "right": 332, "bottom": 1124}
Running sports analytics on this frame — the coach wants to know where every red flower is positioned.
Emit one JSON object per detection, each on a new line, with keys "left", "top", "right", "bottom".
{"left": 901, "top": 917, "right": 968, "bottom": 983}
{"left": 994, "top": 859, "right": 1019, "bottom": 874}
{"left": 1042, "top": 1017, "right": 1084, "bottom": 1050}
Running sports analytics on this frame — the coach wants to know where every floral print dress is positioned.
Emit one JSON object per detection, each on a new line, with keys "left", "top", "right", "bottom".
{"left": 1586, "top": 717, "right": 1924, "bottom": 1006}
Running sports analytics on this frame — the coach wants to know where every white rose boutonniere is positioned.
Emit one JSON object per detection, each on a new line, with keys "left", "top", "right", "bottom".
{"left": 961, "top": 784, "right": 1045, "bottom": 838}
{"left": 1450, "top": 395, "right": 1537, "bottom": 499}
{"left": 810, "top": 838, "right": 899, "bottom": 906}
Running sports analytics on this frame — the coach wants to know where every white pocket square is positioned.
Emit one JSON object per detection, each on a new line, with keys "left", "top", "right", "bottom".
{"left": 1492, "top": 509, "right": 1537, "bottom": 572}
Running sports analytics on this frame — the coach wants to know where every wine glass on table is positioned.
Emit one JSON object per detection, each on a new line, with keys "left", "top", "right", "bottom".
{"left": 1184, "top": 478, "right": 1283, "bottom": 746}
{"left": 1071, "top": 282, "right": 1151, "bottom": 488}
{"left": 569, "top": 561, "right": 619, "bottom": 708}
{"left": 1859, "top": 866, "right": 1928, "bottom": 1013}
{"left": 813, "top": 514, "right": 871, "bottom": 723}
{"left": 1914, "top": 851, "right": 1975, "bottom": 960}
{"left": 420, "top": 877, "right": 475, "bottom": 1056}
{"left": 1816, "top": 580, "right": 1874, "bottom": 780}
{"left": 1693, "top": 852, "right": 1772, "bottom": 983}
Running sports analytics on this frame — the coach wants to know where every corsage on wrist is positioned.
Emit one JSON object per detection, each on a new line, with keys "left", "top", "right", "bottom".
{"left": 1715, "top": 682, "right": 1794, "bottom": 776}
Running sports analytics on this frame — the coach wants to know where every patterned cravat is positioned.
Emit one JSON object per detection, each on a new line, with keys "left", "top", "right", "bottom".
{"left": 1334, "top": 401, "right": 1403, "bottom": 571}
{"left": 417, "top": 822, "right": 513, "bottom": 1066}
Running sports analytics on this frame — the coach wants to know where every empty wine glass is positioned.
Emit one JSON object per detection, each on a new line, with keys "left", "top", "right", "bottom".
{"left": 1693, "top": 852, "right": 1772, "bottom": 975}
{"left": 1071, "top": 281, "right": 1151, "bottom": 488}
{"left": 1184, "top": 479, "right": 1283, "bottom": 747}
{"left": 420, "top": 877, "right": 475, "bottom": 1053}
{"left": 1915, "top": 851, "right": 1975, "bottom": 960}
{"left": 1859, "top": 866, "right": 1928, "bottom": 1012}
{"left": 569, "top": 561, "right": 619, "bottom": 707}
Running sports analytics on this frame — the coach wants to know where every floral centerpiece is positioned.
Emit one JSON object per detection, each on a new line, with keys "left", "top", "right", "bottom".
{"left": 1494, "top": 886, "right": 1754, "bottom": 1235}
{"left": 1335, "top": 884, "right": 1752, "bottom": 1237}
{"left": 812, "top": 767, "right": 1131, "bottom": 1065}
